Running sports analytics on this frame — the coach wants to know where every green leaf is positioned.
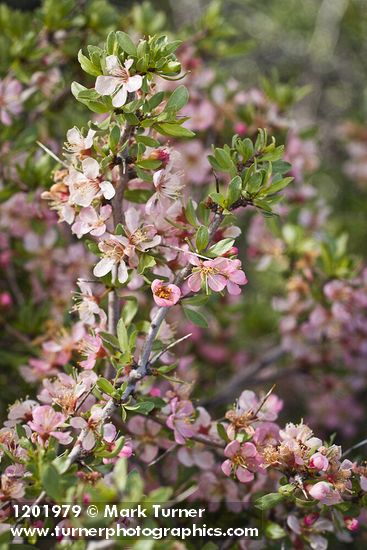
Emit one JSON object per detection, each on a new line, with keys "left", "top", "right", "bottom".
{"left": 183, "top": 307, "right": 208, "bottom": 328}
{"left": 113, "top": 458, "right": 127, "bottom": 492}
{"left": 135, "top": 135, "right": 160, "bottom": 147}
{"left": 109, "top": 125, "right": 120, "bottom": 151}
{"left": 196, "top": 226, "right": 209, "bottom": 252}
{"left": 124, "top": 189, "right": 153, "bottom": 203}
{"left": 155, "top": 123, "right": 195, "bottom": 138}
{"left": 99, "top": 331, "right": 120, "bottom": 350}
{"left": 117, "top": 318, "right": 129, "bottom": 352}
{"left": 214, "top": 148, "right": 235, "bottom": 171}
{"left": 265, "top": 177, "right": 293, "bottom": 195}
{"left": 116, "top": 32, "right": 137, "bottom": 56}
{"left": 41, "top": 464, "right": 62, "bottom": 500}
{"left": 185, "top": 199, "right": 198, "bottom": 227}
{"left": 77, "top": 50, "right": 101, "bottom": 76}
{"left": 207, "top": 238, "right": 235, "bottom": 257}
{"left": 265, "top": 521, "right": 287, "bottom": 540}
{"left": 255, "top": 493, "right": 285, "bottom": 511}
{"left": 166, "top": 85, "right": 189, "bottom": 111}
{"left": 157, "top": 364, "right": 177, "bottom": 374}
{"left": 217, "top": 423, "right": 229, "bottom": 442}
{"left": 138, "top": 254, "right": 156, "bottom": 274}
{"left": 122, "top": 297, "right": 138, "bottom": 326}
{"left": 97, "top": 378, "right": 116, "bottom": 396}
{"left": 227, "top": 175, "right": 242, "bottom": 205}
{"left": 136, "top": 159, "right": 162, "bottom": 170}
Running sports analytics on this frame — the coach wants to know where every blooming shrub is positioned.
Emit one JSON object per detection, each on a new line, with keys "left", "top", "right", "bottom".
{"left": 0, "top": 1, "right": 367, "bottom": 549}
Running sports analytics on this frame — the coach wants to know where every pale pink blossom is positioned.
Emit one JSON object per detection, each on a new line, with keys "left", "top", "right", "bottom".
{"left": 151, "top": 279, "right": 181, "bottom": 307}
{"left": 101, "top": 423, "right": 133, "bottom": 464}
{"left": 5, "top": 399, "right": 37, "bottom": 427}
{"left": 0, "top": 474, "right": 25, "bottom": 501}
{"left": 166, "top": 398, "right": 195, "bottom": 444}
{"left": 93, "top": 235, "right": 129, "bottom": 283}
{"left": 0, "top": 76, "right": 23, "bottom": 125}
{"left": 67, "top": 158, "right": 115, "bottom": 207}
{"left": 79, "top": 334, "right": 105, "bottom": 370}
{"left": 309, "top": 452, "right": 329, "bottom": 472}
{"left": 41, "top": 180, "right": 75, "bottom": 224}
{"left": 70, "top": 406, "right": 105, "bottom": 451}
{"left": 221, "top": 440, "right": 264, "bottom": 483}
{"left": 72, "top": 205, "right": 112, "bottom": 238}
{"left": 65, "top": 127, "right": 96, "bottom": 154}
{"left": 95, "top": 56, "right": 142, "bottom": 108}
{"left": 188, "top": 256, "right": 247, "bottom": 295}
{"left": 72, "top": 279, "right": 107, "bottom": 327}
{"left": 127, "top": 416, "right": 161, "bottom": 463}
{"left": 28, "top": 405, "right": 72, "bottom": 446}
{"left": 307, "top": 481, "right": 342, "bottom": 505}
{"left": 146, "top": 165, "right": 183, "bottom": 214}
{"left": 237, "top": 390, "right": 283, "bottom": 422}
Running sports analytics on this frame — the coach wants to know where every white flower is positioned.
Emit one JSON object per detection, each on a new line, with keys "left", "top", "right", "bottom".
{"left": 95, "top": 56, "right": 142, "bottom": 108}
{"left": 65, "top": 127, "right": 95, "bottom": 154}
{"left": 93, "top": 235, "right": 129, "bottom": 283}
{"left": 66, "top": 158, "right": 115, "bottom": 207}
{"left": 71, "top": 205, "right": 112, "bottom": 238}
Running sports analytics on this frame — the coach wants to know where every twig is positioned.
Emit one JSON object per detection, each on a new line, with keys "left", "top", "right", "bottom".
{"left": 149, "top": 333, "right": 192, "bottom": 365}
{"left": 200, "top": 345, "right": 285, "bottom": 410}
{"left": 341, "top": 438, "right": 367, "bottom": 458}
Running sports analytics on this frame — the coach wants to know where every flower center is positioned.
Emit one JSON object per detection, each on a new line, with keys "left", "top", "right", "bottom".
{"left": 156, "top": 287, "right": 172, "bottom": 300}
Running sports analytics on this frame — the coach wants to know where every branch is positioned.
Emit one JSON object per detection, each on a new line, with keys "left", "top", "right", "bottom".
{"left": 63, "top": 212, "right": 224, "bottom": 471}
{"left": 200, "top": 345, "right": 285, "bottom": 410}
{"left": 104, "top": 122, "right": 134, "bottom": 379}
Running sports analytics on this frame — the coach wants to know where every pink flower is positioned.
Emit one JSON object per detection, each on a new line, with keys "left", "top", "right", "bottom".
{"left": 344, "top": 517, "right": 359, "bottom": 532}
{"left": 95, "top": 56, "right": 142, "bottom": 108}
{"left": 67, "top": 158, "right": 115, "bottom": 207}
{"left": 70, "top": 406, "right": 104, "bottom": 451}
{"left": 79, "top": 334, "right": 105, "bottom": 370}
{"left": 0, "top": 292, "right": 12, "bottom": 308}
{"left": 309, "top": 452, "right": 329, "bottom": 472}
{"left": 187, "top": 257, "right": 247, "bottom": 295}
{"left": 127, "top": 416, "right": 161, "bottom": 463}
{"left": 28, "top": 405, "right": 72, "bottom": 446}
{"left": 0, "top": 76, "right": 23, "bottom": 125}
{"left": 307, "top": 481, "right": 342, "bottom": 505}
{"left": 72, "top": 279, "right": 107, "bottom": 327}
{"left": 151, "top": 279, "right": 181, "bottom": 307}
{"left": 101, "top": 423, "right": 133, "bottom": 464}
{"left": 72, "top": 205, "right": 112, "bottom": 238}
{"left": 145, "top": 162, "right": 183, "bottom": 214}
{"left": 166, "top": 398, "right": 195, "bottom": 444}
{"left": 221, "top": 440, "right": 264, "bottom": 483}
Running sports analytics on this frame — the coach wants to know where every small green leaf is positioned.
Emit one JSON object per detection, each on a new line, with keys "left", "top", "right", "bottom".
{"left": 78, "top": 50, "right": 101, "bottom": 76}
{"left": 165, "top": 85, "right": 189, "bottom": 111}
{"left": 117, "top": 318, "right": 129, "bottom": 352}
{"left": 116, "top": 32, "right": 137, "bottom": 56}
{"left": 183, "top": 307, "right": 208, "bottom": 328}
{"left": 99, "top": 331, "right": 120, "bottom": 349}
{"left": 97, "top": 378, "right": 116, "bottom": 396}
{"left": 265, "top": 521, "right": 287, "bottom": 540}
{"left": 155, "top": 123, "right": 195, "bottom": 138}
{"left": 41, "top": 464, "right": 62, "bottom": 500}
{"left": 196, "top": 226, "right": 209, "bottom": 252}
{"left": 207, "top": 238, "right": 235, "bottom": 257}
{"left": 122, "top": 297, "right": 138, "bottom": 326}
{"left": 227, "top": 175, "right": 242, "bottom": 205}
{"left": 255, "top": 493, "right": 285, "bottom": 511}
